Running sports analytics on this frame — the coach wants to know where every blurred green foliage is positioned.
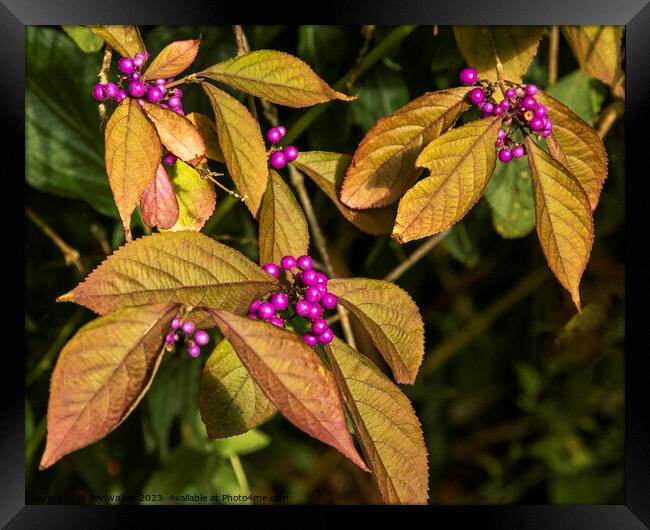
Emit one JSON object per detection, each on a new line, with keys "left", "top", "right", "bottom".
{"left": 25, "top": 25, "right": 624, "bottom": 505}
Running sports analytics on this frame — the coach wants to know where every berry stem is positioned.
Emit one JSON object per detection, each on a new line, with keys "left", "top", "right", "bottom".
{"left": 199, "top": 168, "right": 247, "bottom": 201}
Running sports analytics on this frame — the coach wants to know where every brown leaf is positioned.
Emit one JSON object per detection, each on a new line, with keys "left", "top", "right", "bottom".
{"left": 186, "top": 112, "right": 225, "bottom": 163}
{"left": 142, "top": 38, "right": 201, "bottom": 81}
{"left": 140, "top": 163, "right": 180, "bottom": 229}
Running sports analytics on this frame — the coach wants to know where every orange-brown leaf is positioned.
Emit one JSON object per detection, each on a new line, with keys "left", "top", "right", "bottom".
{"left": 142, "top": 38, "right": 201, "bottom": 81}
{"left": 186, "top": 112, "right": 225, "bottom": 163}
{"left": 140, "top": 163, "right": 179, "bottom": 229}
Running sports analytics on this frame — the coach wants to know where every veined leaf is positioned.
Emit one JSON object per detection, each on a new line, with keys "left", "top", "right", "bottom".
{"left": 453, "top": 26, "right": 544, "bottom": 83}
{"left": 525, "top": 138, "right": 594, "bottom": 311}
{"left": 562, "top": 26, "right": 624, "bottom": 89}
{"left": 140, "top": 163, "right": 179, "bottom": 229}
{"left": 258, "top": 171, "right": 309, "bottom": 266}
{"left": 61, "top": 26, "right": 104, "bottom": 53}
{"left": 186, "top": 112, "right": 225, "bottom": 163}
{"left": 164, "top": 161, "right": 215, "bottom": 232}
{"left": 200, "top": 50, "right": 355, "bottom": 108}
{"left": 105, "top": 98, "right": 162, "bottom": 235}
{"left": 40, "top": 303, "right": 177, "bottom": 469}
{"left": 206, "top": 309, "right": 368, "bottom": 471}
{"left": 327, "top": 278, "right": 424, "bottom": 384}
{"left": 58, "top": 231, "right": 278, "bottom": 315}
{"left": 202, "top": 82, "right": 268, "bottom": 217}
{"left": 536, "top": 92, "right": 608, "bottom": 210}
{"left": 327, "top": 338, "right": 429, "bottom": 504}
{"left": 199, "top": 338, "right": 276, "bottom": 439}
{"left": 142, "top": 102, "right": 206, "bottom": 167}
{"left": 291, "top": 151, "right": 394, "bottom": 235}
{"left": 88, "top": 25, "right": 145, "bottom": 58}
{"left": 393, "top": 116, "right": 502, "bottom": 243}
{"left": 340, "top": 88, "right": 471, "bottom": 209}
{"left": 142, "top": 38, "right": 201, "bottom": 81}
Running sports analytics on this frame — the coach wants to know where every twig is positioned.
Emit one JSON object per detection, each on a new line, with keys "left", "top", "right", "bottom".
{"left": 597, "top": 101, "right": 623, "bottom": 139}
{"left": 232, "top": 25, "right": 259, "bottom": 122}
{"left": 346, "top": 25, "right": 375, "bottom": 91}
{"left": 383, "top": 230, "right": 450, "bottom": 283}
{"left": 26, "top": 208, "right": 83, "bottom": 273}
{"left": 212, "top": 234, "right": 258, "bottom": 246}
{"left": 548, "top": 26, "right": 560, "bottom": 86}
{"left": 97, "top": 44, "right": 113, "bottom": 131}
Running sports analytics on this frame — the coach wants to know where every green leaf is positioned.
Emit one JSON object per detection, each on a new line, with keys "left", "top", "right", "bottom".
{"left": 536, "top": 92, "right": 608, "bottom": 210}
{"left": 61, "top": 25, "right": 104, "bottom": 53}
{"left": 142, "top": 102, "right": 206, "bottom": 167}
{"left": 291, "top": 151, "right": 395, "bottom": 236}
{"left": 327, "top": 338, "right": 429, "bottom": 504}
{"left": 186, "top": 112, "right": 225, "bottom": 163}
{"left": 105, "top": 98, "right": 162, "bottom": 235}
{"left": 453, "top": 26, "right": 544, "bottom": 83}
{"left": 88, "top": 25, "right": 145, "bottom": 58}
{"left": 163, "top": 161, "right": 215, "bottom": 232}
{"left": 547, "top": 70, "right": 605, "bottom": 125}
{"left": 206, "top": 309, "right": 369, "bottom": 471}
{"left": 210, "top": 430, "right": 271, "bottom": 458}
{"left": 140, "top": 163, "right": 180, "bottom": 230}
{"left": 393, "top": 116, "right": 502, "bottom": 243}
{"left": 199, "top": 338, "right": 276, "bottom": 439}
{"left": 40, "top": 303, "right": 177, "bottom": 469}
{"left": 327, "top": 278, "right": 424, "bottom": 384}
{"left": 26, "top": 27, "right": 116, "bottom": 217}
{"left": 258, "top": 171, "right": 309, "bottom": 266}
{"left": 200, "top": 50, "right": 355, "bottom": 108}
{"left": 340, "top": 88, "right": 471, "bottom": 209}
{"left": 484, "top": 155, "right": 535, "bottom": 239}
{"left": 142, "top": 38, "right": 201, "bottom": 81}
{"left": 202, "top": 82, "right": 269, "bottom": 217}
{"left": 443, "top": 222, "right": 481, "bottom": 266}
{"left": 58, "top": 231, "right": 278, "bottom": 315}
{"left": 525, "top": 137, "right": 594, "bottom": 311}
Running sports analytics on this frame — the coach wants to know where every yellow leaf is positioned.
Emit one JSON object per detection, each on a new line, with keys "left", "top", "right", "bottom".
{"left": 525, "top": 137, "right": 594, "bottom": 311}
{"left": 327, "top": 338, "right": 429, "bottom": 504}
{"left": 142, "top": 38, "right": 201, "bottom": 81}
{"left": 393, "top": 116, "right": 502, "bottom": 243}
{"left": 200, "top": 50, "right": 355, "bottom": 108}
{"left": 88, "top": 25, "right": 145, "bottom": 58}
{"left": 164, "top": 161, "right": 215, "bottom": 232}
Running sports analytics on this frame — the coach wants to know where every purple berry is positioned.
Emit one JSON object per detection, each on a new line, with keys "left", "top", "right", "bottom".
{"left": 174, "top": 88, "right": 183, "bottom": 98}
{"left": 146, "top": 86, "right": 164, "bottom": 103}
{"left": 163, "top": 153, "right": 177, "bottom": 166}
{"left": 115, "top": 90, "right": 127, "bottom": 103}
{"left": 118, "top": 57, "right": 135, "bottom": 75}
{"left": 92, "top": 84, "right": 106, "bottom": 101}
{"left": 266, "top": 128, "right": 282, "bottom": 143}
{"left": 271, "top": 292, "right": 289, "bottom": 310}
{"left": 304, "top": 333, "right": 318, "bottom": 347}
{"left": 194, "top": 330, "right": 210, "bottom": 346}
{"left": 316, "top": 285, "right": 327, "bottom": 296}
{"left": 257, "top": 302, "right": 275, "bottom": 320}
{"left": 263, "top": 262, "right": 280, "bottom": 277}
{"left": 469, "top": 87, "right": 485, "bottom": 105}
{"left": 497, "top": 128, "right": 507, "bottom": 140}
{"left": 182, "top": 321, "right": 195, "bottom": 334}
{"left": 492, "top": 106, "right": 504, "bottom": 116}
{"left": 544, "top": 118, "right": 553, "bottom": 131}
{"left": 534, "top": 104, "right": 547, "bottom": 117}
{"left": 165, "top": 332, "right": 176, "bottom": 345}
{"left": 482, "top": 102, "right": 494, "bottom": 114}
{"left": 269, "top": 317, "right": 285, "bottom": 328}
{"left": 512, "top": 145, "right": 525, "bottom": 158}
{"left": 498, "top": 148, "right": 513, "bottom": 163}
{"left": 249, "top": 299, "right": 262, "bottom": 313}
{"left": 496, "top": 139, "right": 504, "bottom": 147}
{"left": 481, "top": 111, "right": 493, "bottom": 119}
{"left": 305, "top": 286, "right": 322, "bottom": 303}
{"left": 283, "top": 146, "right": 299, "bottom": 162}
{"left": 529, "top": 116, "right": 545, "bottom": 132}
{"left": 505, "top": 88, "right": 516, "bottom": 99}
{"left": 542, "top": 129, "right": 552, "bottom": 138}
{"left": 321, "top": 293, "right": 337, "bottom": 310}
{"left": 280, "top": 255, "right": 296, "bottom": 270}
{"left": 318, "top": 328, "right": 334, "bottom": 344}
{"left": 315, "top": 273, "right": 328, "bottom": 285}
{"left": 277, "top": 125, "right": 286, "bottom": 137}
{"left": 247, "top": 311, "right": 259, "bottom": 320}
{"left": 104, "top": 82, "right": 119, "bottom": 98}
{"left": 168, "top": 96, "right": 181, "bottom": 109}
{"left": 129, "top": 72, "right": 141, "bottom": 82}
{"left": 270, "top": 152, "right": 287, "bottom": 169}
{"left": 459, "top": 67, "right": 478, "bottom": 86}
{"left": 297, "top": 255, "right": 313, "bottom": 271}
{"left": 188, "top": 345, "right": 201, "bottom": 357}
{"left": 525, "top": 84, "right": 538, "bottom": 96}
{"left": 145, "top": 51, "right": 151, "bottom": 61}
{"left": 133, "top": 53, "right": 145, "bottom": 68}
{"left": 295, "top": 300, "right": 311, "bottom": 317}
{"left": 522, "top": 96, "right": 537, "bottom": 110}
{"left": 128, "top": 80, "right": 147, "bottom": 98}
{"left": 499, "top": 99, "right": 510, "bottom": 109}
{"left": 301, "top": 269, "right": 319, "bottom": 286}
{"left": 307, "top": 303, "right": 323, "bottom": 319}
{"left": 311, "top": 318, "right": 328, "bottom": 335}
{"left": 171, "top": 317, "right": 181, "bottom": 330}
{"left": 155, "top": 78, "right": 166, "bottom": 87}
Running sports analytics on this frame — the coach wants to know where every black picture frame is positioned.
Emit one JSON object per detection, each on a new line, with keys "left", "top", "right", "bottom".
{"left": 12, "top": 1, "right": 649, "bottom": 527}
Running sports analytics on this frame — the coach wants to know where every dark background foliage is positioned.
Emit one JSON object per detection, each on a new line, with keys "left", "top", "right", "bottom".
{"left": 25, "top": 25, "right": 624, "bottom": 504}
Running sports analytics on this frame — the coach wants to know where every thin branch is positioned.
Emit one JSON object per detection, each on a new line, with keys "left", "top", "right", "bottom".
{"left": 548, "top": 26, "right": 560, "bottom": 86}
{"left": 597, "top": 101, "right": 623, "bottom": 139}
{"left": 97, "top": 44, "right": 113, "bottom": 131}
{"left": 346, "top": 25, "right": 375, "bottom": 91}
{"left": 26, "top": 208, "right": 83, "bottom": 273}
{"left": 383, "top": 230, "right": 450, "bottom": 283}
{"left": 232, "top": 25, "right": 259, "bottom": 121}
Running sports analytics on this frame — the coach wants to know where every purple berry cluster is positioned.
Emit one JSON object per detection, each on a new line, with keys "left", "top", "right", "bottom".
{"left": 165, "top": 317, "right": 210, "bottom": 358}
{"left": 265, "top": 126, "right": 299, "bottom": 169}
{"left": 92, "top": 52, "right": 186, "bottom": 117}
{"left": 459, "top": 67, "right": 554, "bottom": 164}
{"left": 249, "top": 255, "right": 337, "bottom": 346}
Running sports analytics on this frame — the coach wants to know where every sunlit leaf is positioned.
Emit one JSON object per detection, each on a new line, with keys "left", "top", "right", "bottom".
{"left": 327, "top": 338, "right": 429, "bottom": 504}
{"left": 142, "top": 102, "right": 206, "bottom": 167}
{"left": 140, "top": 163, "right": 180, "bottom": 229}
{"left": 202, "top": 82, "right": 268, "bottom": 216}
{"left": 105, "top": 98, "right": 162, "bottom": 235}
{"left": 186, "top": 112, "right": 225, "bottom": 163}
{"left": 206, "top": 309, "right": 368, "bottom": 471}
{"left": 199, "top": 338, "right": 276, "bottom": 439}
{"left": 291, "top": 151, "right": 395, "bottom": 235}
{"left": 258, "top": 171, "right": 309, "bottom": 266}
{"left": 142, "top": 38, "right": 201, "bottom": 80}
{"left": 163, "top": 161, "right": 215, "bottom": 232}
{"left": 61, "top": 25, "right": 104, "bottom": 53}
{"left": 327, "top": 278, "right": 424, "bottom": 384}
{"left": 525, "top": 137, "right": 594, "bottom": 311}
{"left": 58, "top": 231, "right": 278, "bottom": 315}
{"left": 393, "top": 116, "right": 502, "bottom": 243}
{"left": 535, "top": 92, "right": 608, "bottom": 211}
{"left": 40, "top": 303, "right": 177, "bottom": 469}
{"left": 453, "top": 26, "right": 544, "bottom": 83}
{"left": 88, "top": 25, "right": 145, "bottom": 58}
{"left": 200, "top": 50, "right": 355, "bottom": 108}
{"left": 340, "top": 88, "right": 471, "bottom": 209}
